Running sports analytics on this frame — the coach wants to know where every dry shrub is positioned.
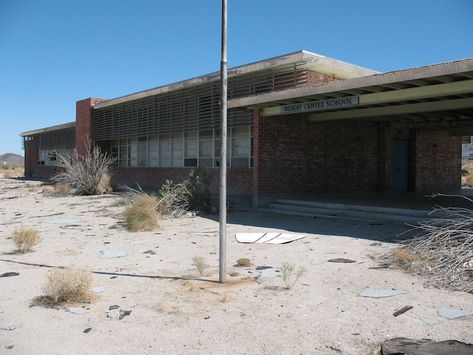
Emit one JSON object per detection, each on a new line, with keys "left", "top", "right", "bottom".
{"left": 388, "top": 194, "right": 473, "bottom": 293}
{"left": 280, "top": 262, "right": 306, "bottom": 290}
{"left": 12, "top": 228, "right": 41, "bottom": 253}
{"left": 235, "top": 258, "right": 251, "bottom": 267}
{"left": 220, "top": 293, "right": 232, "bottom": 303}
{"left": 393, "top": 247, "right": 419, "bottom": 265}
{"left": 3, "top": 167, "right": 23, "bottom": 178}
{"left": 42, "top": 267, "right": 93, "bottom": 304}
{"left": 192, "top": 256, "right": 207, "bottom": 276}
{"left": 43, "top": 183, "right": 72, "bottom": 196}
{"left": 464, "top": 174, "right": 473, "bottom": 187}
{"left": 53, "top": 142, "right": 115, "bottom": 195}
{"left": 229, "top": 271, "right": 239, "bottom": 277}
{"left": 123, "top": 194, "right": 159, "bottom": 232}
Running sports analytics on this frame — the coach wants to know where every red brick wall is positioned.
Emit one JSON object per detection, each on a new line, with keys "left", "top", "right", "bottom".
{"left": 415, "top": 130, "right": 461, "bottom": 192}
{"left": 255, "top": 115, "right": 379, "bottom": 197}
{"left": 76, "top": 97, "right": 107, "bottom": 156}
{"left": 110, "top": 167, "right": 252, "bottom": 198}
{"left": 253, "top": 114, "right": 462, "bottom": 199}
{"left": 306, "top": 70, "right": 342, "bottom": 85}
{"left": 24, "top": 146, "right": 37, "bottom": 177}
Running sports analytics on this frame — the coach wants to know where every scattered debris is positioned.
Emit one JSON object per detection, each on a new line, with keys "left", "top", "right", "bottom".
{"left": 260, "top": 268, "right": 281, "bottom": 278}
{"left": 91, "top": 286, "right": 106, "bottom": 293}
{"left": 126, "top": 240, "right": 147, "bottom": 245}
{"left": 66, "top": 307, "right": 89, "bottom": 315}
{"left": 359, "top": 287, "right": 408, "bottom": 298}
{"left": 327, "top": 258, "right": 356, "bottom": 263}
{"left": 369, "top": 264, "right": 390, "bottom": 269}
{"left": 0, "top": 324, "right": 22, "bottom": 331}
{"left": 83, "top": 327, "right": 92, "bottom": 334}
{"left": 101, "top": 250, "right": 127, "bottom": 259}
{"left": 109, "top": 305, "right": 120, "bottom": 310}
{"left": 119, "top": 310, "right": 131, "bottom": 320}
{"left": 310, "top": 259, "right": 323, "bottom": 266}
{"left": 380, "top": 338, "right": 473, "bottom": 355}
{"left": 143, "top": 250, "right": 156, "bottom": 255}
{"left": 255, "top": 266, "right": 272, "bottom": 270}
{"left": 235, "top": 232, "right": 306, "bottom": 244}
{"left": 438, "top": 308, "right": 473, "bottom": 320}
{"left": 420, "top": 315, "right": 441, "bottom": 326}
{"left": 393, "top": 305, "right": 413, "bottom": 317}
{"left": 0, "top": 272, "right": 19, "bottom": 278}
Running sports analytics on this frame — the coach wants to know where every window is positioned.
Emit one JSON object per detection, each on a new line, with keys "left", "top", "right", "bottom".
{"left": 137, "top": 137, "right": 147, "bottom": 167}
{"left": 159, "top": 134, "right": 171, "bottom": 167}
{"left": 148, "top": 136, "right": 159, "bottom": 167}
{"left": 108, "top": 125, "right": 252, "bottom": 169}
{"left": 171, "top": 133, "right": 184, "bottom": 167}
{"left": 184, "top": 131, "right": 198, "bottom": 167}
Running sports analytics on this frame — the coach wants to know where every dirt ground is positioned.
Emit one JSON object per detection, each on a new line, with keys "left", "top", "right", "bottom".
{"left": 0, "top": 177, "right": 472, "bottom": 354}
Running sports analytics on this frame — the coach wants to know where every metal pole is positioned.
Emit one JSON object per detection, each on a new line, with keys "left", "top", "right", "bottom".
{"left": 219, "top": 0, "right": 227, "bottom": 283}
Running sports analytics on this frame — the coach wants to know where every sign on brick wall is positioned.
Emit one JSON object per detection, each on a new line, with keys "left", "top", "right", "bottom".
{"left": 263, "top": 96, "right": 360, "bottom": 116}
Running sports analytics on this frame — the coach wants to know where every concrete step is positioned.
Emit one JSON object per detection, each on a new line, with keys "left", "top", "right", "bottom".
{"left": 274, "top": 198, "right": 431, "bottom": 218}
{"left": 259, "top": 199, "right": 437, "bottom": 223}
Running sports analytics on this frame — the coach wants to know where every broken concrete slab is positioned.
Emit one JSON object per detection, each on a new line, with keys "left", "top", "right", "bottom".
{"left": 101, "top": 250, "right": 127, "bottom": 259}
{"left": 380, "top": 338, "right": 473, "bottom": 355}
{"left": 260, "top": 268, "right": 281, "bottom": 278}
{"left": 359, "top": 287, "right": 408, "bottom": 298}
{"left": 235, "top": 232, "right": 306, "bottom": 244}
{"left": 438, "top": 308, "right": 473, "bottom": 320}
{"left": 420, "top": 315, "right": 441, "bottom": 326}
{"left": 66, "top": 307, "right": 89, "bottom": 315}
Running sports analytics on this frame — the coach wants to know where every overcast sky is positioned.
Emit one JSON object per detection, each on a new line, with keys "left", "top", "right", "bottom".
{"left": 1, "top": 0, "right": 472, "bottom": 155}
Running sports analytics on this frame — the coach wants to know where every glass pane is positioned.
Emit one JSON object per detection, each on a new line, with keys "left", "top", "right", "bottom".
{"left": 232, "top": 126, "right": 249, "bottom": 137}
{"left": 159, "top": 134, "right": 170, "bottom": 163}
{"left": 199, "top": 158, "right": 213, "bottom": 167}
{"left": 184, "top": 158, "right": 198, "bottom": 167}
{"left": 232, "top": 137, "right": 249, "bottom": 157}
{"left": 199, "top": 140, "right": 212, "bottom": 157}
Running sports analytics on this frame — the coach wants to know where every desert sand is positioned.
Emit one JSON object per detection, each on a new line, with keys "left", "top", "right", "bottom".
{"left": 0, "top": 177, "right": 472, "bottom": 354}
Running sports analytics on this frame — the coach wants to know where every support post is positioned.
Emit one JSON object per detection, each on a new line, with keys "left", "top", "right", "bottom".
{"left": 218, "top": 0, "right": 228, "bottom": 283}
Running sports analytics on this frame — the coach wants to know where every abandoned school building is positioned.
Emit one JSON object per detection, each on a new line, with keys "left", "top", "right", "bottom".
{"left": 21, "top": 50, "right": 473, "bottom": 211}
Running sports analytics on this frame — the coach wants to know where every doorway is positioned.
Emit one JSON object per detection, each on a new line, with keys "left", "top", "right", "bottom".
{"left": 392, "top": 139, "right": 409, "bottom": 192}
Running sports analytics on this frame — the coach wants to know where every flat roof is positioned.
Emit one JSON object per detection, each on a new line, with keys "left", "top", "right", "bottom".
{"left": 228, "top": 57, "right": 473, "bottom": 109}
{"left": 21, "top": 122, "right": 75, "bottom": 137}
{"left": 93, "top": 50, "right": 378, "bottom": 109}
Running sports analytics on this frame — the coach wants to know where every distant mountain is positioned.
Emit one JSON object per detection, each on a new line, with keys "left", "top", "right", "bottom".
{"left": 0, "top": 153, "right": 23, "bottom": 167}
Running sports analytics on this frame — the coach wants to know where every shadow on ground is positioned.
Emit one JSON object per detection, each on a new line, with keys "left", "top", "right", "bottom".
{"left": 203, "top": 211, "right": 418, "bottom": 243}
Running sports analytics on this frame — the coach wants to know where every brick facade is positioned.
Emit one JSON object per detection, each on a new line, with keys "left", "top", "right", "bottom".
{"left": 111, "top": 167, "right": 252, "bottom": 201}
{"left": 252, "top": 111, "right": 461, "bottom": 203}
{"left": 76, "top": 97, "right": 107, "bottom": 156}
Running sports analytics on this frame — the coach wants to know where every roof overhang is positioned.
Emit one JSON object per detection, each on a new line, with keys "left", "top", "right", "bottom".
{"left": 20, "top": 122, "right": 75, "bottom": 137}
{"left": 228, "top": 58, "right": 473, "bottom": 122}
{"left": 93, "top": 50, "right": 377, "bottom": 109}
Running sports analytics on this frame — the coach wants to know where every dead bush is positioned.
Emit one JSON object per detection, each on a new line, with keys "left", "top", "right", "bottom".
{"left": 192, "top": 256, "right": 207, "bottom": 276}
{"left": 123, "top": 194, "right": 159, "bottom": 232}
{"left": 43, "top": 183, "right": 72, "bottom": 196}
{"left": 393, "top": 247, "right": 419, "bottom": 265}
{"left": 387, "top": 194, "right": 473, "bottom": 293}
{"left": 41, "top": 267, "right": 93, "bottom": 304}
{"left": 280, "top": 262, "right": 306, "bottom": 290}
{"left": 12, "top": 228, "right": 41, "bottom": 253}
{"left": 53, "top": 142, "right": 114, "bottom": 195}
{"left": 235, "top": 258, "right": 251, "bottom": 267}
